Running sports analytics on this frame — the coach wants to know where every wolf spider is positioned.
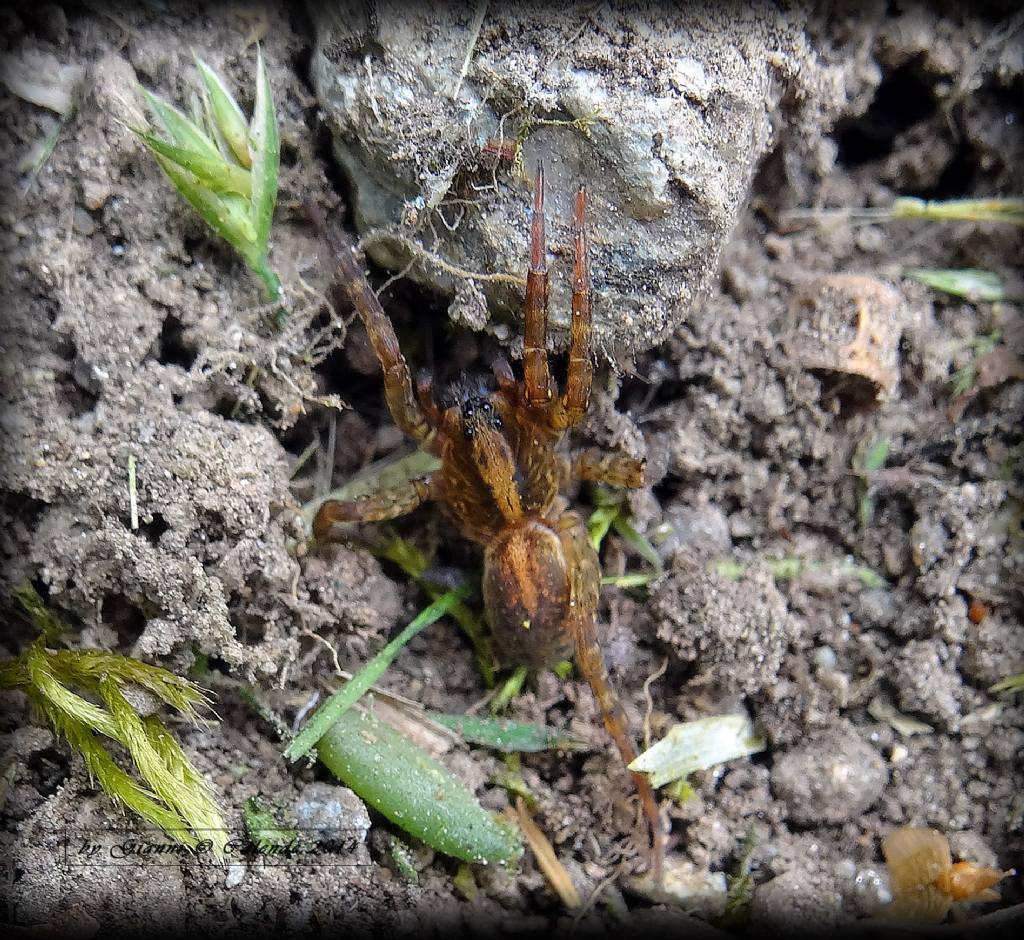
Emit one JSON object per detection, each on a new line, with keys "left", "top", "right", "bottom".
{"left": 313, "top": 166, "right": 664, "bottom": 879}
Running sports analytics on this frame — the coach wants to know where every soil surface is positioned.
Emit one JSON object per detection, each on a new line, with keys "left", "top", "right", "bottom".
{"left": 1, "top": 3, "right": 1022, "bottom": 938}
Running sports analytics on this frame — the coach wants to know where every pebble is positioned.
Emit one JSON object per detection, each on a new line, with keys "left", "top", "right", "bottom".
{"left": 294, "top": 782, "right": 371, "bottom": 848}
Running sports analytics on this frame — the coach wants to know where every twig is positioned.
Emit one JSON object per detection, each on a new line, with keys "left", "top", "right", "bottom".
{"left": 516, "top": 797, "right": 581, "bottom": 909}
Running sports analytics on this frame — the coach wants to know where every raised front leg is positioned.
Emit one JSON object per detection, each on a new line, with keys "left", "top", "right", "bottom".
{"left": 313, "top": 477, "right": 433, "bottom": 542}
{"left": 552, "top": 185, "right": 594, "bottom": 431}
{"left": 556, "top": 511, "right": 664, "bottom": 881}
{"left": 523, "top": 164, "right": 553, "bottom": 407}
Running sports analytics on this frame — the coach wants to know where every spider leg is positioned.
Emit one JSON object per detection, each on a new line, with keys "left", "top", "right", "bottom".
{"left": 313, "top": 477, "right": 433, "bottom": 542}
{"left": 552, "top": 185, "right": 594, "bottom": 431}
{"left": 309, "top": 201, "right": 431, "bottom": 444}
{"left": 523, "top": 163, "right": 553, "bottom": 407}
{"left": 563, "top": 447, "right": 646, "bottom": 489}
{"left": 556, "top": 511, "right": 665, "bottom": 882}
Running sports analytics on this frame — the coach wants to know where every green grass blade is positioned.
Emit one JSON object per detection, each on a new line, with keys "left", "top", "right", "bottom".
{"left": 284, "top": 584, "right": 471, "bottom": 762}
{"left": 490, "top": 664, "right": 528, "bottom": 714}
{"left": 248, "top": 46, "right": 279, "bottom": 252}
{"left": 317, "top": 704, "right": 522, "bottom": 865}
{"left": 905, "top": 268, "right": 1015, "bottom": 302}
{"left": 429, "top": 712, "right": 588, "bottom": 753}
{"left": 194, "top": 56, "right": 252, "bottom": 168}
{"left": 990, "top": 672, "right": 1024, "bottom": 696}
{"left": 141, "top": 87, "right": 220, "bottom": 160}
{"left": 611, "top": 516, "right": 664, "bottom": 572}
{"left": 601, "top": 572, "right": 658, "bottom": 588}
{"left": 587, "top": 504, "right": 619, "bottom": 551}
{"left": 860, "top": 438, "right": 890, "bottom": 474}
{"left": 892, "top": 197, "right": 1024, "bottom": 225}
{"left": 377, "top": 536, "right": 495, "bottom": 687}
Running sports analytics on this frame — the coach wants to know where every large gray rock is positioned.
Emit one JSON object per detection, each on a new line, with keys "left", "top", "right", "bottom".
{"left": 310, "top": 3, "right": 830, "bottom": 358}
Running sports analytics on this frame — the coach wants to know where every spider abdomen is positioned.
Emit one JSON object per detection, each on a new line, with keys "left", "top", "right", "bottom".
{"left": 482, "top": 520, "right": 574, "bottom": 669}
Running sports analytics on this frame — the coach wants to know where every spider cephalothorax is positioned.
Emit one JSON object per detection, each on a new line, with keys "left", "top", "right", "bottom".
{"left": 313, "top": 165, "right": 664, "bottom": 879}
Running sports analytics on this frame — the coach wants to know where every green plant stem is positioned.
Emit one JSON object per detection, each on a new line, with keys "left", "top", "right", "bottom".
{"left": 490, "top": 664, "right": 528, "bottom": 714}
{"left": 284, "top": 584, "right": 470, "bottom": 762}
{"left": 253, "top": 258, "right": 286, "bottom": 329}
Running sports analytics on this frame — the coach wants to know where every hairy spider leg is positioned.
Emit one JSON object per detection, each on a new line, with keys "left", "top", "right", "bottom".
{"left": 552, "top": 185, "right": 594, "bottom": 431}
{"left": 523, "top": 164, "right": 553, "bottom": 407}
{"left": 556, "top": 511, "right": 665, "bottom": 882}
{"left": 311, "top": 200, "right": 431, "bottom": 444}
{"left": 313, "top": 477, "right": 434, "bottom": 542}
{"left": 564, "top": 447, "right": 646, "bottom": 490}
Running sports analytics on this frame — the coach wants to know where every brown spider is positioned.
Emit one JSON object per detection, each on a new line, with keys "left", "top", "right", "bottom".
{"left": 312, "top": 166, "right": 664, "bottom": 879}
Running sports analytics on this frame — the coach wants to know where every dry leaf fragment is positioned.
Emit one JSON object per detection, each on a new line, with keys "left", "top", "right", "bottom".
{"left": 880, "top": 825, "right": 1012, "bottom": 923}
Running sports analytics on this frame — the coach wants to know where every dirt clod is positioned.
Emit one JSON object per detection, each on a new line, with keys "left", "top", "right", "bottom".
{"left": 770, "top": 725, "right": 889, "bottom": 827}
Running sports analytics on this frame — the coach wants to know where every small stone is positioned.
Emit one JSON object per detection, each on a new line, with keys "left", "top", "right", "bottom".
{"left": 623, "top": 857, "right": 727, "bottom": 919}
{"left": 651, "top": 548, "right": 798, "bottom": 696}
{"left": 72, "top": 208, "right": 95, "bottom": 236}
{"left": 855, "top": 588, "right": 898, "bottom": 630}
{"left": 82, "top": 178, "right": 111, "bottom": 211}
{"left": 294, "top": 782, "right": 371, "bottom": 848}
{"left": 447, "top": 278, "right": 488, "bottom": 331}
{"left": 909, "top": 515, "right": 948, "bottom": 572}
{"left": 771, "top": 726, "right": 888, "bottom": 826}
{"left": 224, "top": 862, "right": 246, "bottom": 888}
{"left": 118, "top": 682, "right": 161, "bottom": 717}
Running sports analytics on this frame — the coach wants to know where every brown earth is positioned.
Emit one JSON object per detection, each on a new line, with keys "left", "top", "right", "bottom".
{"left": 1, "top": 3, "right": 1022, "bottom": 937}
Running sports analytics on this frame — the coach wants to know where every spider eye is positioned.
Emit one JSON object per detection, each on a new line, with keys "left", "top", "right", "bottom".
{"left": 464, "top": 425, "right": 475, "bottom": 439}
{"left": 481, "top": 401, "right": 492, "bottom": 413}
{"left": 491, "top": 417, "right": 502, "bottom": 430}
